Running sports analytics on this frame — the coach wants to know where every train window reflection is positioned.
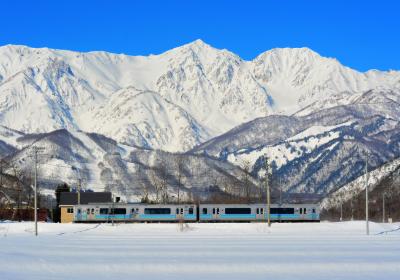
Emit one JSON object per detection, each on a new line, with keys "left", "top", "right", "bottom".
{"left": 271, "top": 208, "right": 295, "bottom": 214}
{"left": 144, "top": 208, "right": 171, "bottom": 215}
{"left": 225, "top": 208, "right": 251, "bottom": 214}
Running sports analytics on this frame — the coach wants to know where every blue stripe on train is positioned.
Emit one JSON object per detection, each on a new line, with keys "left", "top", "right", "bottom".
{"left": 184, "top": 214, "right": 196, "bottom": 219}
{"left": 199, "top": 213, "right": 318, "bottom": 220}
{"left": 200, "top": 214, "right": 213, "bottom": 219}
{"left": 220, "top": 214, "right": 257, "bottom": 219}
{"left": 139, "top": 214, "right": 177, "bottom": 219}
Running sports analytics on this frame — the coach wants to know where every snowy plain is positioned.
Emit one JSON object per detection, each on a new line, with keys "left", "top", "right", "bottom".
{"left": 0, "top": 221, "right": 399, "bottom": 280}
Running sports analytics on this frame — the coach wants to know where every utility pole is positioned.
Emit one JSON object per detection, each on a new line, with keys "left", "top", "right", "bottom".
{"left": 279, "top": 177, "right": 282, "bottom": 205}
{"left": 340, "top": 202, "right": 343, "bottom": 222}
{"left": 32, "top": 146, "right": 44, "bottom": 236}
{"left": 111, "top": 192, "right": 115, "bottom": 226}
{"left": 365, "top": 153, "right": 369, "bottom": 235}
{"left": 77, "top": 178, "right": 81, "bottom": 205}
{"left": 382, "top": 193, "right": 385, "bottom": 223}
{"left": 0, "top": 159, "right": 3, "bottom": 187}
{"left": 265, "top": 156, "right": 271, "bottom": 227}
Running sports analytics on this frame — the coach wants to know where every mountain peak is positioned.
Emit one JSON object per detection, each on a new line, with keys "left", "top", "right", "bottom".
{"left": 173, "top": 39, "right": 215, "bottom": 53}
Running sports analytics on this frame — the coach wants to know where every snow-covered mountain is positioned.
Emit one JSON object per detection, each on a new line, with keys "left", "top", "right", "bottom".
{"left": 1, "top": 41, "right": 399, "bottom": 152}
{"left": 1, "top": 128, "right": 261, "bottom": 202}
{"left": 191, "top": 104, "right": 400, "bottom": 195}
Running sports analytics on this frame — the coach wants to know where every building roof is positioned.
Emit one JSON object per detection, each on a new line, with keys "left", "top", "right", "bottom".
{"left": 59, "top": 192, "right": 112, "bottom": 206}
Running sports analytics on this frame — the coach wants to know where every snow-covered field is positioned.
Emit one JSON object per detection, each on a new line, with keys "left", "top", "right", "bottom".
{"left": 1, "top": 221, "right": 399, "bottom": 280}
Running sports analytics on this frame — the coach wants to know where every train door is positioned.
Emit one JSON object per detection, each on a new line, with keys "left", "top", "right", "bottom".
{"left": 87, "top": 207, "right": 96, "bottom": 221}
{"left": 256, "top": 207, "right": 264, "bottom": 221}
{"left": 176, "top": 207, "right": 184, "bottom": 220}
{"left": 76, "top": 207, "right": 82, "bottom": 221}
{"left": 131, "top": 207, "right": 139, "bottom": 220}
{"left": 299, "top": 207, "right": 307, "bottom": 220}
{"left": 212, "top": 207, "right": 220, "bottom": 220}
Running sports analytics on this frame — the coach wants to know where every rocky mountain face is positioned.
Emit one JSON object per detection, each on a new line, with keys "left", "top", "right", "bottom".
{"left": 0, "top": 128, "right": 261, "bottom": 202}
{"left": 191, "top": 103, "right": 400, "bottom": 195}
{"left": 0, "top": 40, "right": 399, "bottom": 200}
{"left": 0, "top": 41, "right": 399, "bottom": 153}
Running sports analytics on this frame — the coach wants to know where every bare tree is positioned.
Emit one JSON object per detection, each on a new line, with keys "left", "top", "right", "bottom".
{"left": 174, "top": 155, "right": 187, "bottom": 204}
{"left": 240, "top": 159, "right": 253, "bottom": 202}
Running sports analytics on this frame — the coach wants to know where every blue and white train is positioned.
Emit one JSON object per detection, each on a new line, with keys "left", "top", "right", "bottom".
{"left": 73, "top": 203, "right": 320, "bottom": 222}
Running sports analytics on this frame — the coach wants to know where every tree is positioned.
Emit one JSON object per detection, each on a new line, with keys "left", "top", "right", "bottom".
{"left": 174, "top": 155, "right": 187, "bottom": 203}
{"left": 240, "top": 159, "right": 253, "bottom": 202}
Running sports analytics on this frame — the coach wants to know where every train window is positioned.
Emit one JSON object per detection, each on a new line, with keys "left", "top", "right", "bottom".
{"left": 67, "top": 208, "right": 74, "bottom": 213}
{"left": 111, "top": 208, "right": 127, "bottom": 215}
{"left": 131, "top": 209, "right": 135, "bottom": 214}
{"left": 202, "top": 208, "right": 208, "bottom": 214}
{"left": 225, "top": 208, "right": 251, "bottom": 214}
{"left": 261, "top": 208, "right": 264, "bottom": 215}
{"left": 91, "top": 208, "right": 95, "bottom": 214}
{"left": 304, "top": 208, "right": 307, "bottom": 214}
{"left": 213, "top": 208, "right": 215, "bottom": 215}
{"left": 86, "top": 209, "right": 90, "bottom": 214}
{"left": 144, "top": 208, "right": 171, "bottom": 215}
{"left": 77, "top": 209, "right": 81, "bottom": 214}
{"left": 271, "top": 208, "right": 295, "bottom": 214}
{"left": 256, "top": 208, "right": 259, "bottom": 214}
{"left": 100, "top": 208, "right": 108, "bottom": 214}
{"left": 181, "top": 208, "right": 184, "bottom": 214}
{"left": 217, "top": 208, "right": 220, "bottom": 214}
{"left": 312, "top": 208, "right": 316, "bottom": 213}
{"left": 176, "top": 208, "right": 179, "bottom": 215}
{"left": 300, "top": 208, "right": 303, "bottom": 214}
{"left": 189, "top": 207, "right": 194, "bottom": 215}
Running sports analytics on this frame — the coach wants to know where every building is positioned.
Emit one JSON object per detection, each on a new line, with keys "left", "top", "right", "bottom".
{"left": 59, "top": 192, "right": 112, "bottom": 223}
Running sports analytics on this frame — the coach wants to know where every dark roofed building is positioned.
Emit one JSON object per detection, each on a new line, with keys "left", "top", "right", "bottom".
{"left": 59, "top": 192, "right": 112, "bottom": 223}
{"left": 60, "top": 192, "right": 112, "bottom": 205}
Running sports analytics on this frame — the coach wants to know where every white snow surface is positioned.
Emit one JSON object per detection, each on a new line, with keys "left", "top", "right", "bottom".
{"left": 0, "top": 221, "right": 399, "bottom": 280}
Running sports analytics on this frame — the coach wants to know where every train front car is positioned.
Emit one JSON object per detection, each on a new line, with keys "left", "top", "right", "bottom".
{"left": 74, "top": 203, "right": 133, "bottom": 223}
{"left": 268, "top": 204, "right": 320, "bottom": 222}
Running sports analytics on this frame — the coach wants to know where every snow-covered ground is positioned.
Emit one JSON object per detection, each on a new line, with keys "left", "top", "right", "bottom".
{"left": 0, "top": 221, "right": 399, "bottom": 280}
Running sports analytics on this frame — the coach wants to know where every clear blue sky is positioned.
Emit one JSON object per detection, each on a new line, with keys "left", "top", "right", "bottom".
{"left": 1, "top": 0, "right": 399, "bottom": 71}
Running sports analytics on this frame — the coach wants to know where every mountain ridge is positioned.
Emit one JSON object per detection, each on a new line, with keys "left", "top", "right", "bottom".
{"left": 1, "top": 40, "right": 399, "bottom": 153}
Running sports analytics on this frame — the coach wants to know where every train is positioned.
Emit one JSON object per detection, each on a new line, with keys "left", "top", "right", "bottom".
{"left": 73, "top": 203, "right": 320, "bottom": 222}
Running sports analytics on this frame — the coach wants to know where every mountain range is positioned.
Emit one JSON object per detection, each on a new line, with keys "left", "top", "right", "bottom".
{"left": 0, "top": 40, "right": 399, "bottom": 201}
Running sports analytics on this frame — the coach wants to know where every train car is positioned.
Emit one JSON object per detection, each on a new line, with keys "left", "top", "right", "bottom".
{"left": 72, "top": 202, "right": 319, "bottom": 223}
{"left": 73, "top": 203, "right": 197, "bottom": 223}
{"left": 199, "top": 204, "right": 320, "bottom": 222}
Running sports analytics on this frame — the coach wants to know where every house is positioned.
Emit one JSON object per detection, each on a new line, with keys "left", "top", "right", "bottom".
{"left": 59, "top": 192, "right": 112, "bottom": 223}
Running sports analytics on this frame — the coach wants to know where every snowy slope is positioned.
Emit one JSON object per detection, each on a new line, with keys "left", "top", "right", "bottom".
{"left": 321, "top": 158, "right": 400, "bottom": 209}
{"left": 1, "top": 41, "right": 399, "bottom": 152}
{"left": 3, "top": 129, "right": 260, "bottom": 201}
{"left": 192, "top": 104, "right": 400, "bottom": 195}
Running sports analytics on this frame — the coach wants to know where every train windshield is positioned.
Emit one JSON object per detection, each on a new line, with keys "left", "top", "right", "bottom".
{"left": 144, "top": 208, "right": 171, "bottom": 215}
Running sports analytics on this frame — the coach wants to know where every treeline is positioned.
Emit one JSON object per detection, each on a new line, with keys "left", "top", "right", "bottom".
{"left": 322, "top": 173, "right": 400, "bottom": 222}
